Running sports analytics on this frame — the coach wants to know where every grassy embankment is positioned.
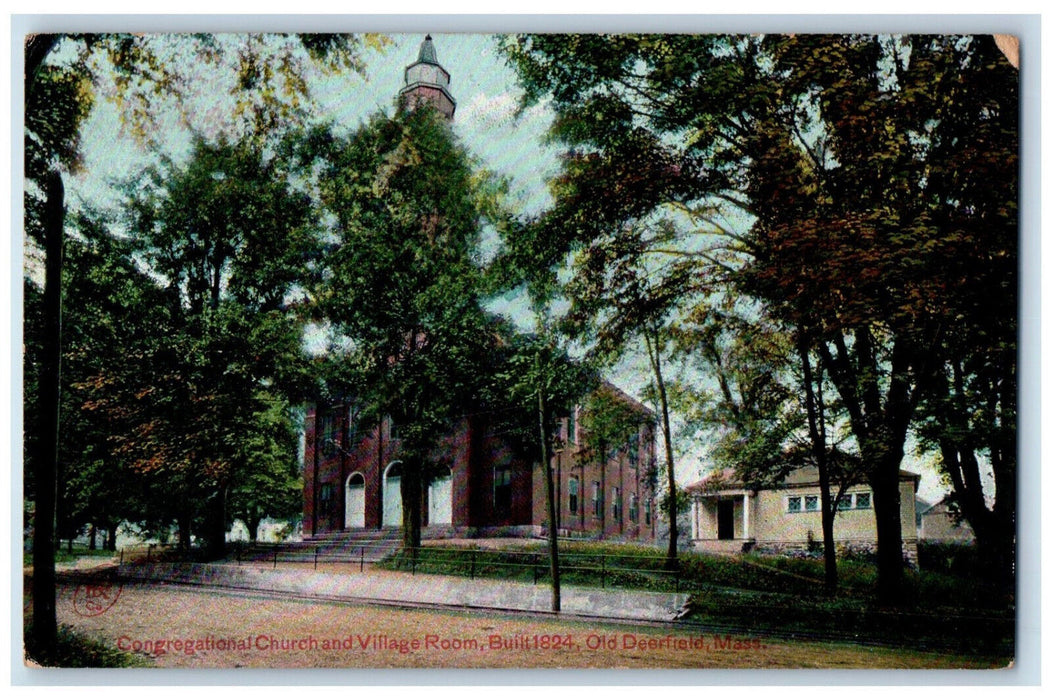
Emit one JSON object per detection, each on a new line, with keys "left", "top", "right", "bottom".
{"left": 377, "top": 540, "right": 1014, "bottom": 658}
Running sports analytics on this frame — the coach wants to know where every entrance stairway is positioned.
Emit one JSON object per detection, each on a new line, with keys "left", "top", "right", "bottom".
{"left": 232, "top": 528, "right": 404, "bottom": 566}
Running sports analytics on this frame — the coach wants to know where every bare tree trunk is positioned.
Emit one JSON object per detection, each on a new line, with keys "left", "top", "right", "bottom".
{"left": 798, "top": 329, "right": 837, "bottom": 595}
{"left": 106, "top": 522, "right": 117, "bottom": 551}
{"left": 538, "top": 363, "right": 561, "bottom": 612}
{"left": 30, "top": 168, "right": 63, "bottom": 660}
{"left": 401, "top": 460, "right": 423, "bottom": 551}
{"left": 644, "top": 329, "right": 678, "bottom": 566}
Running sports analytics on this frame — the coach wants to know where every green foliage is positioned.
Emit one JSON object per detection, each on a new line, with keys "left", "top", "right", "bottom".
{"left": 375, "top": 540, "right": 1011, "bottom": 653}
{"left": 502, "top": 32, "right": 1018, "bottom": 599}
{"left": 308, "top": 106, "right": 498, "bottom": 546}
{"left": 25, "top": 624, "right": 152, "bottom": 668}
{"left": 57, "top": 136, "right": 321, "bottom": 553}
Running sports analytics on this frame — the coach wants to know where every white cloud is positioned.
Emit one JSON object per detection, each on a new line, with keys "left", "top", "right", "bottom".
{"left": 462, "top": 91, "right": 520, "bottom": 131}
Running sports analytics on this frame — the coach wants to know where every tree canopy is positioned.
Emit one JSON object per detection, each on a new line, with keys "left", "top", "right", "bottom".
{"left": 501, "top": 33, "right": 1018, "bottom": 597}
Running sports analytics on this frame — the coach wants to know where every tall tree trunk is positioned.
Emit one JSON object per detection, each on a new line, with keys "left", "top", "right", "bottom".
{"left": 106, "top": 522, "right": 117, "bottom": 551}
{"left": 798, "top": 329, "right": 837, "bottom": 595}
{"left": 870, "top": 450, "right": 905, "bottom": 602}
{"left": 204, "top": 486, "right": 228, "bottom": 559}
{"left": 538, "top": 361, "right": 561, "bottom": 612}
{"left": 89, "top": 524, "right": 97, "bottom": 551}
{"left": 401, "top": 459, "right": 423, "bottom": 551}
{"left": 178, "top": 509, "right": 192, "bottom": 551}
{"left": 644, "top": 329, "right": 678, "bottom": 566}
{"left": 30, "top": 168, "right": 63, "bottom": 660}
{"left": 247, "top": 514, "right": 262, "bottom": 543}
{"left": 818, "top": 331, "right": 914, "bottom": 602}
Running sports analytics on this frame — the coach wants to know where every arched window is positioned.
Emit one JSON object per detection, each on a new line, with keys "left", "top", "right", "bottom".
{"left": 568, "top": 477, "right": 579, "bottom": 514}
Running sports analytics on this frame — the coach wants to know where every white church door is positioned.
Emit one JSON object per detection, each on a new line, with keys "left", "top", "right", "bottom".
{"left": 383, "top": 462, "right": 403, "bottom": 528}
{"left": 428, "top": 468, "right": 453, "bottom": 525}
{"left": 345, "top": 473, "right": 365, "bottom": 529}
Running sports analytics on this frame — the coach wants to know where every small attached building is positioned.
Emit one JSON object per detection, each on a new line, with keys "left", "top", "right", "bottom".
{"left": 685, "top": 466, "right": 920, "bottom": 565}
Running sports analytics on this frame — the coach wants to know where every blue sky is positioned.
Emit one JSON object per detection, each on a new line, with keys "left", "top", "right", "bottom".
{"left": 51, "top": 31, "right": 958, "bottom": 498}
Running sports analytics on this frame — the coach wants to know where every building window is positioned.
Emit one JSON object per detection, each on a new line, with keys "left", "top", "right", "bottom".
{"left": 787, "top": 496, "right": 802, "bottom": 513}
{"left": 568, "top": 477, "right": 579, "bottom": 514}
{"left": 319, "top": 483, "right": 334, "bottom": 509}
{"left": 567, "top": 408, "right": 576, "bottom": 445}
{"left": 346, "top": 405, "right": 358, "bottom": 446}
{"left": 628, "top": 432, "right": 639, "bottom": 469}
{"left": 644, "top": 499, "right": 652, "bottom": 525}
{"left": 494, "top": 467, "right": 512, "bottom": 513}
{"left": 629, "top": 493, "right": 639, "bottom": 523}
{"left": 318, "top": 412, "right": 337, "bottom": 457}
{"left": 388, "top": 416, "right": 399, "bottom": 441}
{"left": 612, "top": 487, "right": 621, "bottom": 521}
{"left": 837, "top": 494, "right": 851, "bottom": 511}
{"left": 592, "top": 482, "right": 601, "bottom": 518}
{"left": 804, "top": 495, "right": 819, "bottom": 512}
{"left": 855, "top": 492, "right": 871, "bottom": 509}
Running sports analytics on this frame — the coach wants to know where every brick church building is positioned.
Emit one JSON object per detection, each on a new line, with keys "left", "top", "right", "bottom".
{"left": 302, "top": 36, "right": 658, "bottom": 543}
{"left": 303, "top": 385, "right": 658, "bottom": 541}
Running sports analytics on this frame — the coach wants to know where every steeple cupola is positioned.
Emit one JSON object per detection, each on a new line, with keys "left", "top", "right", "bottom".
{"left": 398, "top": 34, "right": 456, "bottom": 120}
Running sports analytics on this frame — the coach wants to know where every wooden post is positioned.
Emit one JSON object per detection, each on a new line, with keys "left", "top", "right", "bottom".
{"left": 360, "top": 546, "right": 364, "bottom": 572}
{"left": 314, "top": 547, "right": 319, "bottom": 570}
{"left": 470, "top": 550, "right": 476, "bottom": 580}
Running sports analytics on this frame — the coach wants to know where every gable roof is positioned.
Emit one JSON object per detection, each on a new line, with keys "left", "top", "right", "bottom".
{"left": 685, "top": 466, "right": 920, "bottom": 494}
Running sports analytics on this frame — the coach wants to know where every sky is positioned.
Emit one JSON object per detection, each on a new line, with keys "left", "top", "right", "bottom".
{"left": 49, "top": 31, "right": 958, "bottom": 500}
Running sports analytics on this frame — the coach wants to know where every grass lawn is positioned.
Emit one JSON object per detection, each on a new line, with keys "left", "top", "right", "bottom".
{"left": 376, "top": 540, "right": 1014, "bottom": 657}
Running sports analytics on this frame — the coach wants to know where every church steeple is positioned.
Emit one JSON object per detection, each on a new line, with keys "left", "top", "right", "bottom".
{"left": 398, "top": 34, "right": 456, "bottom": 120}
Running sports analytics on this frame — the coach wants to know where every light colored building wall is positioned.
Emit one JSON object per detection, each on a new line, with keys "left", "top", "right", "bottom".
{"left": 920, "top": 506, "right": 975, "bottom": 543}
{"left": 755, "top": 486, "right": 876, "bottom": 543}
{"left": 693, "top": 478, "right": 919, "bottom": 545}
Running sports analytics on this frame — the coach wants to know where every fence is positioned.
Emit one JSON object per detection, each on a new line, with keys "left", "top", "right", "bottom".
{"left": 379, "top": 544, "right": 683, "bottom": 591}
{"left": 145, "top": 540, "right": 686, "bottom": 590}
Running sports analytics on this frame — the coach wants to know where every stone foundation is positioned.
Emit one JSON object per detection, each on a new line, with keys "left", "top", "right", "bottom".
{"left": 422, "top": 525, "right": 544, "bottom": 540}
{"left": 749, "top": 538, "right": 919, "bottom": 568}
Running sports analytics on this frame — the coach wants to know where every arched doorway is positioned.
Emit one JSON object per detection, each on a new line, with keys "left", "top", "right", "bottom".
{"left": 345, "top": 472, "right": 365, "bottom": 529}
{"left": 383, "top": 461, "right": 403, "bottom": 528}
{"left": 428, "top": 467, "right": 453, "bottom": 525}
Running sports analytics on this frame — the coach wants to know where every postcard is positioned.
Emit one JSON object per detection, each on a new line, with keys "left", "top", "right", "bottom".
{"left": 17, "top": 19, "right": 1030, "bottom": 680}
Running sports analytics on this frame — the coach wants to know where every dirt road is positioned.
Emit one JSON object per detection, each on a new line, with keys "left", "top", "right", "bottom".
{"left": 50, "top": 579, "right": 1006, "bottom": 669}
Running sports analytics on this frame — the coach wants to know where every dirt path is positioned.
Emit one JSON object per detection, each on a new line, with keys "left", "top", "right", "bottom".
{"left": 50, "top": 579, "right": 1005, "bottom": 669}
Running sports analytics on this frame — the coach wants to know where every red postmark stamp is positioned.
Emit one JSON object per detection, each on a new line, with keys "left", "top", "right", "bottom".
{"left": 73, "top": 580, "right": 123, "bottom": 617}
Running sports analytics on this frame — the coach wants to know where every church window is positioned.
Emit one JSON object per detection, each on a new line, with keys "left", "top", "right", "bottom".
{"left": 494, "top": 467, "right": 512, "bottom": 514}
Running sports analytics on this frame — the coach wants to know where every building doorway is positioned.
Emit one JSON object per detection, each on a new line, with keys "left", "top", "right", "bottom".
{"left": 383, "top": 461, "right": 403, "bottom": 528}
{"left": 428, "top": 467, "right": 453, "bottom": 525}
{"left": 717, "top": 499, "right": 735, "bottom": 540}
{"left": 345, "top": 472, "right": 365, "bottom": 529}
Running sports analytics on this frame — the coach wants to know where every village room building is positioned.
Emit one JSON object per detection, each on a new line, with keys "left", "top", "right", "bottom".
{"left": 685, "top": 466, "right": 921, "bottom": 564}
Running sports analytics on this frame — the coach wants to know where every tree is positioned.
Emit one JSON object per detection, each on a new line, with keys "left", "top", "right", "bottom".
{"left": 312, "top": 105, "right": 495, "bottom": 550}
{"left": 495, "top": 330, "right": 595, "bottom": 612}
{"left": 227, "top": 395, "right": 303, "bottom": 542}
{"left": 502, "top": 33, "right": 1018, "bottom": 600}
{"left": 23, "top": 31, "right": 376, "bottom": 659}
{"left": 114, "top": 135, "right": 321, "bottom": 556}
{"left": 561, "top": 222, "right": 691, "bottom": 564}
{"left": 736, "top": 35, "right": 1017, "bottom": 598}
